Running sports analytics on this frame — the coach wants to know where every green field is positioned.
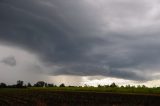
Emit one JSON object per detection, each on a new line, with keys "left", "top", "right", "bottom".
{"left": 1, "top": 87, "right": 160, "bottom": 106}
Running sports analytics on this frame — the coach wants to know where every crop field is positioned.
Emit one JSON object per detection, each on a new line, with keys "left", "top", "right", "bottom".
{"left": 0, "top": 87, "right": 160, "bottom": 106}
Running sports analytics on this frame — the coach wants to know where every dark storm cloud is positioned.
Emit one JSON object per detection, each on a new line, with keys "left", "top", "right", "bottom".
{"left": 0, "top": 0, "right": 160, "bottom": 81}
{"left": 52, "top": 64, "right": 148, "bottom": 81}
{"left": 0, "top": 0, "right": 104, "bottom": 63}
{"left": 1, "top": 56, "right": 16, "bottom": 66}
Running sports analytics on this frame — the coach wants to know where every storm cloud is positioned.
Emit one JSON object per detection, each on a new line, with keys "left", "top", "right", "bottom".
{"left": 0, "top": 0, "right": 160, "bottom": 81}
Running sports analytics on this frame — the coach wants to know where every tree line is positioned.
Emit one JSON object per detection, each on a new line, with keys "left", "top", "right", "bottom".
{"left": 0, "top": 80, "right": 63, "bottom": 88}
{"left": 0, "top": 80, "right": 150, "bottom": 89}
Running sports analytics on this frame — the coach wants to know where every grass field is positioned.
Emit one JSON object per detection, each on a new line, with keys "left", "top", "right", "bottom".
{"left": 1, "top": 87, "right": 160, "bottom": 106}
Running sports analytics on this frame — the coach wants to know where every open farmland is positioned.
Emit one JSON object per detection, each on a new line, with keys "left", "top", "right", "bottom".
{"left": 0, "top": 87, "right": 160, "bottom": 106}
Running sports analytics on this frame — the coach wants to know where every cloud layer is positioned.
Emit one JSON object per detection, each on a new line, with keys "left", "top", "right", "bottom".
{"left": 1, "top": 0, "right": 160, "bottom": 81}
{"left": 1, "top": 56, "right": 16, "bottom": 66}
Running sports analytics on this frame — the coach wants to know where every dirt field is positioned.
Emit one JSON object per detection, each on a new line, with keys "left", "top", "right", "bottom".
{"left": 0, "top": 88, "right": 160, "bottom": 106}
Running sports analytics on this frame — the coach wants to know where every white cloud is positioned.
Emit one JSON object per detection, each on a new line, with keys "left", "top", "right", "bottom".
{"left": 0, "top": 45, "right": 49, "bottom": 84}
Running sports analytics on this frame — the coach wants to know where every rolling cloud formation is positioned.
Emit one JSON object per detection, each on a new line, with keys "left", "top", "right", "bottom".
{"left": 1, "top": 0, "right": 160, "bottom": 81}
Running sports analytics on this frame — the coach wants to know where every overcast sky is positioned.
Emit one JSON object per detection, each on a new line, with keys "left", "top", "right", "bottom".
{"left": 1, "top": 0, "right": 160, "bottom": 86}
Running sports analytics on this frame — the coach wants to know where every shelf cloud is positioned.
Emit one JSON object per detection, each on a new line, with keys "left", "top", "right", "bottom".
{"left": 0, "top": 0, "right": 160, "bottom": 82}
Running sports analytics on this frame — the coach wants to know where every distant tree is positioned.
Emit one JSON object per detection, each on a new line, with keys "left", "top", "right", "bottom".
{"left": 110, "top": 82, "right": 117, "bottom": 88}
{"left": 68, "top": 85, "right": 75, "bottom": 87}
{"left": 59, "top": 83, "right": 65, "bottom": 87}
{"left": 131, "top": 85, "right": 136, "bottom": 88}
{"left": 84, "top": 84, "right": 88, "bottom": 87}
{"left": 34, "top": 81, "right": 45, "bottom": 87}
{"left": 98, "top": 84, "right": 102, "bottom": 88}
{"left": 16, "top": 80, "right": 24, "bottom": 88}
{"left": 126, "top": 85, "right": 131, "bottom": 88}
{"left": 142, "top": 85, "right": 146, "bottom": 88}
{"left": 104, "top": 85, "right": 110, "bottom": 88}
{"left": 24, "top": 84, "right": 27, "bottom": 88}
{"left": 0, "top": 83, "right": 7, "bottom": 88}
{"left": 27, "top": 83, "right": 32, "bottom": 87}
{"left": 137, "top": 85, "right": 141, "bottom": 88}
{"left": 120, "top": 85, "right": 124, "bottom": 88}
{"left": 45, "top": 83, "right": 48, "bottom": 87}
{"left": 47, "top": 84, "right": 54, "bottom": 87}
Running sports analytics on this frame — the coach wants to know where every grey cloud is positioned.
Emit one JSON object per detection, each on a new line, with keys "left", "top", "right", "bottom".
{"left": 1, "top": 56, "right": 16, "bottom": 66}
{"left": 0, "top": 0, "right": 160, "bottom": 81}
{"left": 49, "top": 63, "right": 149, "bottom": 81}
